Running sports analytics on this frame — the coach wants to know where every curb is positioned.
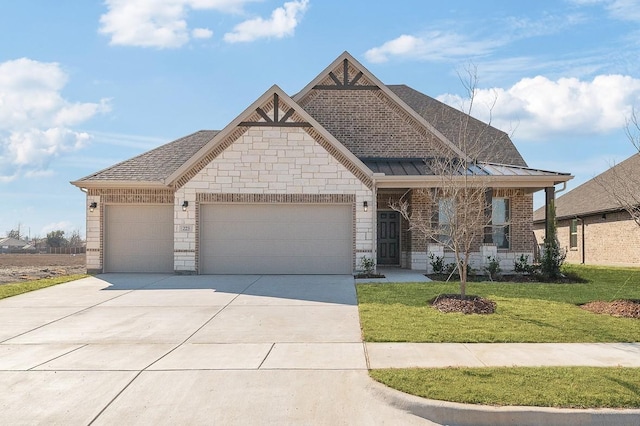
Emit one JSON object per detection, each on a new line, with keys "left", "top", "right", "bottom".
{"left": 369, "top": 379, "right": 640, "bottom": 426}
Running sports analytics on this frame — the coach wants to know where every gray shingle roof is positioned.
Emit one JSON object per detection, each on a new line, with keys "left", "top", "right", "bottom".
{"left": 74, "top": 130, "right": 219, "bottom": 183}
{"left": 388, "top": 84, "right": 527, "bottom": 167}
{"left": 533, "top": 153, "right": 640, "bottom": 221}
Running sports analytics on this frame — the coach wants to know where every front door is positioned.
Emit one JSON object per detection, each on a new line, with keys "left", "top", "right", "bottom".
{"left": 377, "top": 211, "right": 400, "bottom": 265}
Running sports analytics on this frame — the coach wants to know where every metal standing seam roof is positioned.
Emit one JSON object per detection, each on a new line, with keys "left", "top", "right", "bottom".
{"left": 362, "top": 158, "right": 569, "bottom": 178}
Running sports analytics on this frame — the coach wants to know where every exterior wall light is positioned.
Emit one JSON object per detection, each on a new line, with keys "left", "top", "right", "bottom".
{"left": 89, "top": 202, "right": 97, "bottom": 212}
{"left": 363, "top": 201, "right": 368, "bottom": 212}
{"left": 182, "top": 201, "right": 189, "bottom": 211}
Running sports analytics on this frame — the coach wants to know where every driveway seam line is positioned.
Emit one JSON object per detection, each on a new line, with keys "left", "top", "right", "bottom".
{"left": 26, "top": 344, "right": 89, "bottom": 371}
{"left": 87, "top": 370, "right": 143, "bottom": 426}
{"left": 257, "top": 343, "right": 275, "bottom": 369}
{"left": 0, "top": 284, "right": 142, "bottom": 344}
{"left": 140, "top": 275, "right": 263, "bottom": 371}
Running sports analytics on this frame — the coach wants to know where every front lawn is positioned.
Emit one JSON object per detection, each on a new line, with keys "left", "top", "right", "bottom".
{"left": 357, "top": 265, "right": 640, "bottom": 343}
{"left": 371, "top": 367, "right": 640, "bottom": 408}
{"left": 0, "top": 275, "right": 87, "bottom": 300}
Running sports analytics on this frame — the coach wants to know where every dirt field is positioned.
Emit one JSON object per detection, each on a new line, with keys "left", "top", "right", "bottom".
{"left": 0, "top": 253, "right": 86, "bottom": 285}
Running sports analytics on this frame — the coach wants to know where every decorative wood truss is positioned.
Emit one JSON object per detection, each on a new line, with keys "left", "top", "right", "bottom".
{"left": 313, "top": 59, "right": 379, "bottom": 90}
{"left": 240, "top": 93, "right": 311, "bottom": 127}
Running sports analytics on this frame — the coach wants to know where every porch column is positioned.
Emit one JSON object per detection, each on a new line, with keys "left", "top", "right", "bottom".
{"left": 544, "top": 186, "right": 555, "bottom": 243}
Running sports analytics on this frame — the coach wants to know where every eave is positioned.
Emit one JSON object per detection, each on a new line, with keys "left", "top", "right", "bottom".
{"left": 70, "top": 180, "right": 172, "bottom": 190}
{"left": 374, "top": 174, "right": 573, "bottom": 190}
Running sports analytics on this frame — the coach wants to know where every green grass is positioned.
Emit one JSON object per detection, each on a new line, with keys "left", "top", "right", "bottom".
{"left": 357, "top": 265, "right": 640, "bottom": 342}
{"left": 0, "top": 275, "right": 87, "bottom": 300}
{"left": 370, "top": 367, "right": 640, "bottom": 408}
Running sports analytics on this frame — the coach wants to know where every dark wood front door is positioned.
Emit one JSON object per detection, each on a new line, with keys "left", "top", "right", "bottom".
{"left": 377, "top": 211, "right": 400, "bottom": 265}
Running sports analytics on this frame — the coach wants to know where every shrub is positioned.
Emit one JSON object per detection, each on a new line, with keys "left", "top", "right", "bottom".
{"left": 429, "top": 253, "right": 445, "bottom": 274}
{"left": 484, "top": 256, "right": 502, "bottom": 281}
{"left": 360, "top": 256, "right": 375, "bottom": 275}
{"left": 514, "top": 254, "right": 537, "bottom": 275}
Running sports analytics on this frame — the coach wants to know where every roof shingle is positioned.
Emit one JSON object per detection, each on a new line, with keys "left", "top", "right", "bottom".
{"left": 533, "top": 153, "right": 640, "bottom": 221}
{"left": 74, "top": 130, "right": 218, "bottom": 183}
{"left": 388, "top": 84, "right": 527, "bottom": 167}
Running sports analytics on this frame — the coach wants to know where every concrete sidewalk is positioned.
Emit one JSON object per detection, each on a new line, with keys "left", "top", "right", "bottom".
{"left": 366, "top": 342, "right": 640, "bottom": 368}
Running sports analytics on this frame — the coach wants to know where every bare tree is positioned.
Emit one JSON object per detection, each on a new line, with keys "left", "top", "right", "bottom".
{"left": 67, "top": 229, "right": 83, "bottom": 248}
{"left": 595, "top": 110, "right": 640, "bottom": 227}
{"left": 391, "top": 66, "right": 501, "bottom": 299}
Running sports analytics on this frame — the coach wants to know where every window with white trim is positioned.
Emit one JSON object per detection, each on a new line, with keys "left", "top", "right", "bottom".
{"left": 438, "top": 197, "right": 455, "bottom": 245}
{"left": 492, "top": 198, "right": 510, "bottom": 249}
{"left": 570, "top": 219, "right": 578, "bottom": 249}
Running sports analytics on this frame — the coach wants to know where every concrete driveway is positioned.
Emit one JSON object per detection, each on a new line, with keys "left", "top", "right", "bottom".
{"left": 0, "top": 274, "right": 431, "bottom": 425}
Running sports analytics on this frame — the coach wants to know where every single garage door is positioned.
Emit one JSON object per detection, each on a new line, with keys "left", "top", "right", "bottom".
{"left": 200, "top": 204, "right": 353, "bottom": 274}
{"left": 104, "top": 205, "right": 174, "bottom": 273}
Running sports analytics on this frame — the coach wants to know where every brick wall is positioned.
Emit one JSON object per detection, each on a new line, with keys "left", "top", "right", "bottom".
{"left": 300, "top": 89, "right": 454, "bottom": 159}
{"left": 534, "top": 211, "right": 640, "bottom": 266}
{"left": 177, "top": 126, "right": 374, "bottom": 273}
{"left": 375, "top": 187, "right": 533, "bottom": 271}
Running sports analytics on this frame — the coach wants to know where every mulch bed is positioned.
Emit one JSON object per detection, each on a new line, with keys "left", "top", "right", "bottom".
{"left": 355, "top": 273, "right": 386, "bottom": 279}
{"left": 432, "top": 294, "right": 497, "bottom": 315}
{"left": 580, "top": 300, "right": 640, "bottom": 319}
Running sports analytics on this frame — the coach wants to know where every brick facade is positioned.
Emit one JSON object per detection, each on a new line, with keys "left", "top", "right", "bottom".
{"left": 534, "top": 210, "right": 640, "bottom": 266}
{"left": 297, "top": 62, "right": 455, "bottom": 159}
{"left": 376, "top": 188, "right": 535, "bottom": 272}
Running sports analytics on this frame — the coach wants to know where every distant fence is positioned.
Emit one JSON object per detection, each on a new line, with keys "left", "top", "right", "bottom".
{"left": 0, "top": 247, "right": 87, "bottom": 255}
{"left": 46, "top": 247, "right": 86, "bottom": 255}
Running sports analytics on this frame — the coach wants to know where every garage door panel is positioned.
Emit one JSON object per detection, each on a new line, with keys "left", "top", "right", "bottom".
{"left": 105, "top": 205, "right": 173, "bottom": 273}
{"left": 200, "top": 204, "right": 353, "bottom": 274}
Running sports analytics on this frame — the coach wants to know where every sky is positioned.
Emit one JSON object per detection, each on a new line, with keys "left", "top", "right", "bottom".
{"left": 1, "top": 0, "right": 639, "bottom": 240}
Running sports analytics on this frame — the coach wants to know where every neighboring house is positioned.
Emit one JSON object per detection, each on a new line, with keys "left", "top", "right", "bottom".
{"left": 72, "top": 52, "right": 571, "bottom": 275}
{"left": 533, "top": 153, "right": 640, "bottom": 266}
{"left": 0, "top": 237, "right": 30, "bottom": 254}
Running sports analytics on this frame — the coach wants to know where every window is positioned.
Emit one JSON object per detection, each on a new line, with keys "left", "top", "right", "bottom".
{"left": 437, "top": 197, "right": 455, "bottom": 244}
{"left": 491, "top": 198, "right": 510, "bottom": 249}
{"left": 570, "top": 219, "right": 578, "bottom": 249}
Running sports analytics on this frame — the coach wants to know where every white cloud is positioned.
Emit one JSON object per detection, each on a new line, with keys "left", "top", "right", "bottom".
{"left": 570, "top": 0, "right": 640, "bottom": 22}
{"left": 40, "top": 220, "right": 76, "bottom": 237}
{"left": 365, "top": 13, "right": 585, "bottom": 64}
{"left": 0, "top": 58, "right": 109, "bottom": 181}
{"left": 223, "top": 0, "right": 309, "bottom": 43}
{"left": 365, "top": 32, "right": 501, "bottom": 63}
{"left": 192, "top": 27, "right": 213, "bottom": 39}
{"left": 99, "top": 0, "right": 257, "bottom": 48}
{"left": 437, "top": 74, "right": 640, "bottom": 141}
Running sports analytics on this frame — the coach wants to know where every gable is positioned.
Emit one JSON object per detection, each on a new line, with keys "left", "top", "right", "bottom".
{"left": 296, "top": 56, "right": 459, "bottom": 160}
{"left": 168, "top": 85, "right": 374, "bottom": 190}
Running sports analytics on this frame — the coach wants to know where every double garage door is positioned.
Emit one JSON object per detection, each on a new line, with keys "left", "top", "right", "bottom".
{"left": 200, "top": 204, "right": 353, "bottom": 274}
{"left": 104, "top": 204, "right": 353, "bottom": 274}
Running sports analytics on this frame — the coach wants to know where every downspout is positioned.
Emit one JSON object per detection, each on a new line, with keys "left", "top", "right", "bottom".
{"left": 555, "top": 181, "right": 567, "bottom": 195}
{"left": 577, "top": 216, "right": 585, "bottom": 264}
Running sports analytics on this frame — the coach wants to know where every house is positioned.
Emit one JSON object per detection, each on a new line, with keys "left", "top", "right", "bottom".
{"left": 0, "top": 237, "right": 30, "bottom": 254}
{"left": 533, "top": 153, "right": 640, "bottom": 266}
{"left": 71, "top": 52, "right": 571, "bottom": 275}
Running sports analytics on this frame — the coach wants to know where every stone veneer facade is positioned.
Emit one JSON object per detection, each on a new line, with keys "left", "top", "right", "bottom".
{"left": 175, "top": 126, "right": 374, "bottom": 273}
{"left": 534, "top": 211, "right": 640, "bottom": 266}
